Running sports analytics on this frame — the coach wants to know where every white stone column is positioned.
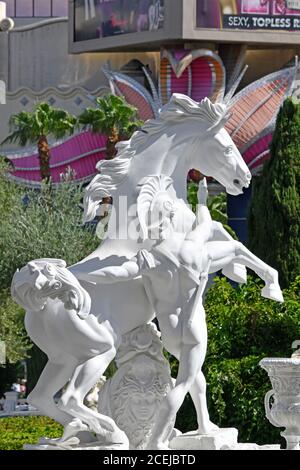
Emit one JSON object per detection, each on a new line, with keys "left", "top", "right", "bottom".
{"left": 0, "top": 1, "right": 6, "bottom": 21}
{"left": 0, "top": 1, "right": 9, "bottom": 97}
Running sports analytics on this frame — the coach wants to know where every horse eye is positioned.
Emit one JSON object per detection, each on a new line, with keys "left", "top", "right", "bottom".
{"left": 225, "top": 147, "right": 233, "bottom": 156}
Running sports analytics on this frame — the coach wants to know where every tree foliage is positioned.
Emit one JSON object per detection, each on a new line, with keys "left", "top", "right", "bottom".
{"left": 3, "top": 103, "right": 77, "bottom": 147}
{"left": 2, "top": 103, "right": 77, "bottom": 181}
{"left": 248, "top": 97, "right": 300, "bottom": 288}
{"left": 0, "top": 181, "right": 99, "bottom": 291}
{"left": 79, "top": 94, "right": 142, "bottom": 139}
{"left": 0, "top": 157, "right": 23, "bottom": 219}
{"left": 0, "top": 175, "right": 99, "bottom": 390}
{"left": 0, "top": 290, "right": 31, "bottom": 364}
{"left": 79, "top": 94, "right": 143, "bottom": 159}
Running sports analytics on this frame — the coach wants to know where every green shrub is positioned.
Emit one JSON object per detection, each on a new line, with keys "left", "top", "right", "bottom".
{"left": 0, "top": 416, "right": 63, "bottom": 450}
{"left": 205, "top": 276, "right": 300, "bottom": 360}
{"left": 0, "top": 290, "right": 31, "bottom": 364}
{"left": 0, "top": 178, "right": 99, "bottom": 391}
{"left": 0, "top": 181, "right": 99, "bottom": 291}
{"left": 175, "top": 276, "right": 300, "bottom": 444}
{"left": 248, "top": 97, "right": 300, "bottom": 288}
{"left": 0, "top": 290, "right": 32, "bottom": 396}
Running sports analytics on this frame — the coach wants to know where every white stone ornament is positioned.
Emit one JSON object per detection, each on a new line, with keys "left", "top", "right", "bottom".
{"left": 260, "top": 345, "right": 300, "bottom": 451}
{"left": 0, "top": 17, "right": 14, "bottom": 32}
{"left": 11, "top": 94, "right": 284, "bottom": 450}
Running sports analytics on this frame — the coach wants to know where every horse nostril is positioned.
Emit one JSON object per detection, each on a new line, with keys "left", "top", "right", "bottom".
{"left": 233, "top": 179, "right": 240, "bottom": 186}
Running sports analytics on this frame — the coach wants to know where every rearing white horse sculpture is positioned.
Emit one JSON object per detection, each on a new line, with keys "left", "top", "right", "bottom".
{"left": 11, "top": 94, "right": 282, "bottom": 449}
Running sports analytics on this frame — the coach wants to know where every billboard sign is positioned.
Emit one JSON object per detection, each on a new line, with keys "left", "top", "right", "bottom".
{"left": 74, "top": 0, "right": 165, "bottom": 42}
{"left": 196, "top": 0, "right": 300, "bottom": 31}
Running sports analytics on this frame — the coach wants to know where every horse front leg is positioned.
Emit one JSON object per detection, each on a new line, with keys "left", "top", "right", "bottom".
{"left": 59, "top": 347, "right": 129, "bottom": 448}
{"left": 207, "top": 241, "right": 283, "bottom": 302}
{"left": 26, "top": 358, "right": 92, "bottom": 447}
{"left": 232, "top": 242, "right": 283, "bottom": 302}
{"left": 210, "top": 221, "right": 247, "bottom": 284}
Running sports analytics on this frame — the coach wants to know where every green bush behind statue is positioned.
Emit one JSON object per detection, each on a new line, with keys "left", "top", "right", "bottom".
{"left": 248, "top": 97, "right": 300, "bottom": 289}
{"left": 173, "top": 276, "right": 300, "bottom": 445}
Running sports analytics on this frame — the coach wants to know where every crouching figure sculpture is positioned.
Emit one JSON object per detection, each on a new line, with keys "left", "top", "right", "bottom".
{"left": 11, "top": 94, "right": 283, "bottom": 450}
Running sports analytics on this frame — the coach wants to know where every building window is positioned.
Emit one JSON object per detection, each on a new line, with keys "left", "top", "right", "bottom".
{"left": 52, "top": 0, "right": 68, "bottom": 17}
{"left": 4, "top": 0, "right": 68, "bottom": 18}
{"left": 5, "top": 0, "right": 15, "bottom": 17}
{"left": 34, "top": 0, "right": 51, "bottom": 17}
{"left": 16, "top": 0, "right": 33, "bottom": 17}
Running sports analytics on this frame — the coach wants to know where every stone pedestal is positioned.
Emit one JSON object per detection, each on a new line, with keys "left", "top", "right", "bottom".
{"left": 170, "top": 428, "right": 238, "bottom": 450}
{"left": 222, "top": 444, "right": 280, "bottom": 451}
{"left": 24, "top": 442, "right": 128, "bottom": 451}
{"left": 98, "top": 323, "right": 174, "bottom": 450}
{"left": 3, "top": 391, "right": 18, "bottom": 413}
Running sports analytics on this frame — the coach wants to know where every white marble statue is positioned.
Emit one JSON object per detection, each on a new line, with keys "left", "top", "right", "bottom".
{"left": 11, "top": 94, "right": 283, "bottom": 450}
{"left": 78, "top": 176, "right": 283, "bottom": 449}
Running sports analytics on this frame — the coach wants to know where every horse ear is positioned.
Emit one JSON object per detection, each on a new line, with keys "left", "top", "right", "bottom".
{"left": 208, "top": 112, "right": 232, "bottom": 135}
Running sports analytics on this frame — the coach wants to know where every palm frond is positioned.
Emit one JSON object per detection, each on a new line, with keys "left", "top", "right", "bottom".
{"left": 78, "top": 93, "right": 143, "bottom": 138}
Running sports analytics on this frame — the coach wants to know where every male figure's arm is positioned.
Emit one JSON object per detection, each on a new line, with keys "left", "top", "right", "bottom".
{"left": 187, "top": 178, "right": 213, "bottom": 242}
{"left": 74, "top": 259, "right": 140, "bottom": 284}
{"left": 194, "top": 178, "right": 235, "bottom": 243}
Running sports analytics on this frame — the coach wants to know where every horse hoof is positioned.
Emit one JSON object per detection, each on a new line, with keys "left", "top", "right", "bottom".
{"left": 147, "top": 441, "right": 170, "bottom": 450}
{"left": 111, "top": 430, "right": 129, "bottom": 447}
{"left": 61, "top": 418, "right": 89, "bottom": 442}
{"left": 222, "top": 263, "right": 247, "bottom": 284}
{"left": 38, "top": 436, "right": 80, "bottom": 447}
{"left": 261, "top": 286, "right": 284, "bottom": 303}
{"left": 197, "top": 422, "right": 220, "bottom": 435}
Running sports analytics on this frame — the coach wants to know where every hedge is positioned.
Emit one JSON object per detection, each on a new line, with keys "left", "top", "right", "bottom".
{"left": 0, "top": 416, "right": 62, "bottom": 450}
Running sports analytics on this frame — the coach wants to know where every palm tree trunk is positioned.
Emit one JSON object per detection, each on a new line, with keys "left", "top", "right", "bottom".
{"left": 101, "top": 127, "right": 120, "bottom": 217}
{"left": 38, "top": 135, "right": 51, "bottom": 182}
{"left": 189, "top": 169, "right": 204, "bottom": 183}
{"left": 105, "top": 126, "right": 119, "bottom": 160}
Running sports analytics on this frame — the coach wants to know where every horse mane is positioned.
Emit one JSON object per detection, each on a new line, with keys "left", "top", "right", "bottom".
{"left": 83, "top": 95, "right": 228, "bottom": 222}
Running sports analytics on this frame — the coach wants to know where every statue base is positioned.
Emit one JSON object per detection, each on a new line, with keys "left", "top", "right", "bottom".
{"left": 223, "top": 444, "right": 280, "bottom": 450}
{"left": 23, "top": 433, "right": 129, "bottom": 451}
{"left": 169, "top": 428, "right": 238, "bottom": 450}
{"left": 24, "top": 442, "right": 129, "bottom": 451}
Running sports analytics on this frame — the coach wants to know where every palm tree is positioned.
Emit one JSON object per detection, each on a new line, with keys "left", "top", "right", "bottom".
{"left": 79, "top": 94, "right": 143, "bottom": 160}
{"left": 79, "top": 94, "right": 143, "bottom": 215}
{"left": 3, "top": 103, "right": 77, "bottom": 182}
